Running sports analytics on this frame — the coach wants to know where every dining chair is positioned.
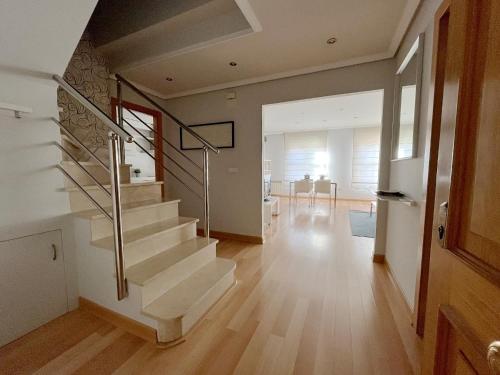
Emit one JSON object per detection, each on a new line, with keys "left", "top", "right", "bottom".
{"left": 313, "top": 179, "right": 332, "bottom": 209}
{"left": 294, "top": 179, "right": 314, "bottom": 207}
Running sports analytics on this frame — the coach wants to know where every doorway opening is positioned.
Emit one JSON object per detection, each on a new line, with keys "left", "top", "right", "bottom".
{"left": 262, "top": 90, "right": 384, "bottom": 248}
{"left": 111, "top": 99, "right": 163, "bottom": 183}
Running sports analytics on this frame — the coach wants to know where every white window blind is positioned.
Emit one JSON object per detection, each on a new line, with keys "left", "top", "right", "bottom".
{"left": 352, "top": 127, "right": 380, "bottom": 191}
{"left": 285, "top": 131, "right": 328, "bottom": 182}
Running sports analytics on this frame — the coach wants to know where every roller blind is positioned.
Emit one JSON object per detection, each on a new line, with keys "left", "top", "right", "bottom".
{"left": 352, "top": 127, "right": 380, "bottom": 191}
{"left": 285, "top": 131, "right": 328, "bottom": 181}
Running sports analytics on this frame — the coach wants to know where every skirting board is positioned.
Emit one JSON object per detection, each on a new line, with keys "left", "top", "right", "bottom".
{"left": 383, "top": 261, "right": 414, "bottom": 324}
{"left": 197, "top": 229, "right": 264, "bottom": 244}
{"left": 78, "top": 297, "right": 157, "bottom": 344}
{"left": 371, "top": 256, "right": 414, "bottom": 325}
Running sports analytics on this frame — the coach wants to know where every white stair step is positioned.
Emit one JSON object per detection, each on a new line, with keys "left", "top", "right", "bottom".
{"left": 91, "top": 216, "right": 198, "bottom": 250}
{"left": 126, "top": 237, "right": 218, "bottom": 306}
{"left": 67, "top": 181, "right": 163, "bottom": 212}
{"left": 143, "top": 258, "right": 236, "bottom": 343}
{"left": 92, "top": 216, "right": 199, "bottom": 267}
{"left": 60, "top": 161, "right": 131, "bottom": 187}
{"left": 74, "top": 198, "right": 177, "bottom": 219}
{"left": 64, "top": 181, "right": 161, "bottom": 192}
{"left": 75, "top": 198, "right": 180, "bottom": 241}
{"left": 126, "top": 237, "right": 217, "bottom": 286}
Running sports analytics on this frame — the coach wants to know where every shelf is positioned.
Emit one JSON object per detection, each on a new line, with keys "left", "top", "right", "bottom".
{"left": 373, "top": 192, "right": 417, "bottom": 207}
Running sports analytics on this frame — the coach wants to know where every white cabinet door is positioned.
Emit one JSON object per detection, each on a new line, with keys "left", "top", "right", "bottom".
{"left": 0, "top": 230, "right": 68, "bottom": 347}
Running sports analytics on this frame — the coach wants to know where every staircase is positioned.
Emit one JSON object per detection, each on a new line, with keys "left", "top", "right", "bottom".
{"left": 52, "top": 75, "right": 236, "bottom": 344}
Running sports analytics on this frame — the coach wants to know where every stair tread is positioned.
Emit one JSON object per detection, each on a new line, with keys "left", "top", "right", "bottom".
{"left": 126, "top": 237, "right": 218, "bottom": 286}
{"left": 64, "top": 181, "right": 163, "bottom": 192}
{"left": 74, "top": 198, "right": 180, "bottom": 219}
{"left": 91, "top": 216, "right": 198, "bottom": 249}
{"left": 60, "top": 160, "right": 132, "bottom": 167}
{"left": 142, "top": 258, "right": 235, "bottom": 321}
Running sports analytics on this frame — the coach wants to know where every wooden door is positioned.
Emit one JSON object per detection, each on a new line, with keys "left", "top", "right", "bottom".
{"left": 0, "top": 230, "right": 68, "bottom": 347}
{"left": 423, "top": 0, "right": 500, "bottom": 374}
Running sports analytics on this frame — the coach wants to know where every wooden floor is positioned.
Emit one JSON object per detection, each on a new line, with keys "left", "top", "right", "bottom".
{"left": 0, "top": 199, "right": 421, "bottom": 374}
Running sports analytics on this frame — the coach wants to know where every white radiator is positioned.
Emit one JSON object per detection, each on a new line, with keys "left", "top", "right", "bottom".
{"left": 270, "top": 181, "right": 290, "bottom": 196}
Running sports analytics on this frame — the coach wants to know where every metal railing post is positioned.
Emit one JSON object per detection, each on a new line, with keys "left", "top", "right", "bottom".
{"left": 109, "top": 132, "right": 128, "bottom": 300}
{"left": 203, "top": 147, "right": 210, "bottom": 239}
{"left": 116, "top": 79, "right": 126, "bottom": 165}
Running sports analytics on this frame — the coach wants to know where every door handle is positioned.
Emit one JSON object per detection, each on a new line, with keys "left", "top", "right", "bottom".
{"left": 488, "top": 341, "right": 500, "bottom": 374}
{"left": 52, "top": 244, "right": 57, "bottom": 261}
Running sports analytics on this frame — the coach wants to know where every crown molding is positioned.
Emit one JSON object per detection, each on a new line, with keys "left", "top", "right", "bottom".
{"left": 160, "top": 51, "right": 392, "bottom": 100}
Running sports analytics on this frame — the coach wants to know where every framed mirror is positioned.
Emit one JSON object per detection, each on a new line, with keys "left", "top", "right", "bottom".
{"left": 392, "top": 33, "right": 424, "bottom": 160}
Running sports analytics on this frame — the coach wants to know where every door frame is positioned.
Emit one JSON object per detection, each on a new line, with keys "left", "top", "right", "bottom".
{"left": 110, "top": 98, "right": 164, "bottom": 183}
{"left": 414, "top": 0, "right": 451, "bottom": 337}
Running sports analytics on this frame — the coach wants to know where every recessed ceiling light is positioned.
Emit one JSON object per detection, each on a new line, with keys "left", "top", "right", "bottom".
{"left": 165, "top": 77, "right": 174, "bottom": 82}
{"left": 229, "top": 61, "right": 238, "bottom": 66}
{"left": 326, "top": 37, "right": 337, "bottom": 45}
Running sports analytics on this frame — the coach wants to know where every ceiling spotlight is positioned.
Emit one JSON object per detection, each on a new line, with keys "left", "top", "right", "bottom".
{"left": 326, "top": 37, "right": 337, "bottom": 45}
{"left": 229, "top": 61, "right": 238, "bottom": 66}
{"left": 165, "top": 77, "right": 174, "bottom": 82}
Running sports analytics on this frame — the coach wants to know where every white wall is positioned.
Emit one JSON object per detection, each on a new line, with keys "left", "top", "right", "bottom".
{"left": 264, "top": 134, "right": 285, "bottom": 181}
{"left": 384, "top": 0, "right": 443, "bottom": 310}
{"left": 264, "top": 128, "right": 380, "bottom": 200}
{"left": 160, "top": 59, "right": 395, "bottom": 250}
{"left": 0, "top": 0, "right": 98, "bottom": 310}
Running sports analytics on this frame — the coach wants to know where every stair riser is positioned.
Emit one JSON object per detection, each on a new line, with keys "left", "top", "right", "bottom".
{"left": 125, "top": 223, "right": 197, "bottom": 268}
{"left": 91, "top": 203, "right": 179, "bottom": 241}
{"left": 140, "top": 243, "right": 216, "bottom": 306}
{"left": 156, "top": 268, "right": 235, "bottom": 343}
{"left": 62, "top": 164, "right": 131, "bottom": 187}
{"left": 68, "top": 184, "right": 162, "bottom": 212}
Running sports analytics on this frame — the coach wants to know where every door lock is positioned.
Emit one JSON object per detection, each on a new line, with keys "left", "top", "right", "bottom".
{"left": 437, "top": 202, "right": 448, "bottom": 247}
{"left": 438, "top": 225, "right": 445, "bottom": 240}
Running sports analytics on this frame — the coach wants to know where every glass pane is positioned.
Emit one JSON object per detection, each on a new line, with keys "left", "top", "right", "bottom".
{"left": 397, "top": 52, "right": 418, "bottom": 159}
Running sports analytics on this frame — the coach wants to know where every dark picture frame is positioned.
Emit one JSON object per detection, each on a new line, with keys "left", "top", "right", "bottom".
{"left": 180, "top": 121, "right": 235, "bottom": 150}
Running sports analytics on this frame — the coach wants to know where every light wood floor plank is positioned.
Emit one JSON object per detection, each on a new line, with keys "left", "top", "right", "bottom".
{"left": 0, "top": 199, "right": 421, "bottom": 375}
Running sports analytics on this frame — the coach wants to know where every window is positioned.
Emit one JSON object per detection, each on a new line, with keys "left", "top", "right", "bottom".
{"left": 285, "top": 131, "right": 328, "bottom": 181}
{"left": 352, "top": 127, "right": 380, "bottom": 191}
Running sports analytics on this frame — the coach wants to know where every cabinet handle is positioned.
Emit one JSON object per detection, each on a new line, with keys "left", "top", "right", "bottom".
{"left": 488, "top": 341, "right": 500, "bottom": 374}
{"left": 52, "top": 244, "right": 57, "bottom": 261}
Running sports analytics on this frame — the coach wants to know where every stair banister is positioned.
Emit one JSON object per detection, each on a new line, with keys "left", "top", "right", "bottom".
{"left": 115, "top": 74, "right": 219, "bottom": 240}
{"left": 53, "top": 75, "right": 132, "bottom": 301}
{"left": 53, "top": 74, "right": 134, "bottom": 144}
{"left": 114, "top": 74, "right": 219, "bottom": 154}
{"left": 109, "top": 132, "right": 128, "bottom": 300}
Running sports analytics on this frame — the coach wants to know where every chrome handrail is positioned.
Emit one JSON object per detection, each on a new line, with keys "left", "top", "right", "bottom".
{"left": 123, "top": 107, "right": 202, "bottom": 171}
{"left": 54, "top": 142, "right": 111, "bottom": 197}
{"left": 53, "top": 75, "right": 134, "bottom": 143}
{"left": 115, "top": 74, "right": 219, "bottom": 154}
{"left": 53, "top": 75, "right": 129, "bottom": 301}
{"left": 56, "top": 165, "right": 112, "bottom": 221}
{"left": 116, "top": 76, "right": 214, "bottom": 237}
{"left": 122, "top": 117, "right": 203, "bottom": 185}
{"left": 122, "top": 119, "right": 203, "bottom": 200}
{"left": 51, "top": 117, "right": 109, "bottom": 172}
{"left": 108, "top": 133, "right": 127, "bottom": 300}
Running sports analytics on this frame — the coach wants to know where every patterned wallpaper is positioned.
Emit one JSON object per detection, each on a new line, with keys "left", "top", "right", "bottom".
{"left": 57, "top": 32, "right": 111, "bottom": 161}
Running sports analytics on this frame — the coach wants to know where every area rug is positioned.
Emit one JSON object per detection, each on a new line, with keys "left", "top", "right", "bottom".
{"left": 349, "top": 210, "right": 376, "bottom": 238}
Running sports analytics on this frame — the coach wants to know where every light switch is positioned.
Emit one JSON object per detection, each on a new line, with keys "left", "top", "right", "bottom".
{"left": 228, "top": 167, "right": 239, "bottom": 173}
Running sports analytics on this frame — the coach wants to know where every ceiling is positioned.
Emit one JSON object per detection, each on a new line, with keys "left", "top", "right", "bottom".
{"left": 92, "top": 0, "right": 420, "bottom": 99}
{"left": 263, "top": 90, "right": 385, "bottom": 134}
{"left": 263, "top": 86, "right": 417, "bottom": 134}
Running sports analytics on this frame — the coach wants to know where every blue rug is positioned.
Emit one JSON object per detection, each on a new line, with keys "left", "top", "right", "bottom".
{"left": 349, "top": 210, "right": 376, "bottom": 238}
